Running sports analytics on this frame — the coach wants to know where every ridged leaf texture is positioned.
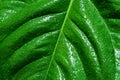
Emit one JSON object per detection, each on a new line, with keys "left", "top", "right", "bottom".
{"left": 0, "top": 0, "right": 119, "bottom": 80}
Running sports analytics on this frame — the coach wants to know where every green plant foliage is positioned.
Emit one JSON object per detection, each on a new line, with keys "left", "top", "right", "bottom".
{"left": 0, "top": 0, "right": 119, "bottom": 80}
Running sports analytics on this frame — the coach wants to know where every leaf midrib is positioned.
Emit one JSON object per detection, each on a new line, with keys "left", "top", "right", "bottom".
{"left": 44, "top": 0, "right": 74, "bottom": 80}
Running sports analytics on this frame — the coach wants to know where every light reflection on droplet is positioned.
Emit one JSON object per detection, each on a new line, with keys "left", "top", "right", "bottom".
{"left": 66, "top": 40, "right": 75, "bottom": 67}
{"left": 114, "top": 48, "right": 120, "bottom": 80}
{"left": 43, "top": 16, "right": 51, "bottom": 21}
{"left": 0, "top": 10, "right": 16, "bottom": 22}
{"left": 115, "top": 49, "right": 120, "bottom": 70}
{"left": 80, "top": 0, "right": 85, "bottom": 12}
{"left": 57, "top": 65, "right": 65, "bottom": 80}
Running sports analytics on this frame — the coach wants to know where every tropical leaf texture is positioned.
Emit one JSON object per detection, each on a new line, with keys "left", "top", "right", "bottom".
{"left": 0, "top": 0, "right": 119, "bottom": 80}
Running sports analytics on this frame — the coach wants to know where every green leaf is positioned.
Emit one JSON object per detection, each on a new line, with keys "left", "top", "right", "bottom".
{"left": 91, "top": 0, "right": 120, "bottom": 80}
{"left": 0, "top": 0, "right": 115, "bottom": 80}
{"left": 106, "top": 19, "right": 120, "bottom": 80}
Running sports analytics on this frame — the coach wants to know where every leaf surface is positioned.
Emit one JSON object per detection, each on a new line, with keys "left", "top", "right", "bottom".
{"left": 91, "top": 0, "right": 120, "bottom": 79}
{"left": 0, "top": 0, "right": 116, "bottom": 80}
